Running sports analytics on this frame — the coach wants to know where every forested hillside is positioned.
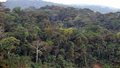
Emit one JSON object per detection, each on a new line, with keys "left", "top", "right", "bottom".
{"left": 0, "top": 3, "right": 120, "bottom": 68}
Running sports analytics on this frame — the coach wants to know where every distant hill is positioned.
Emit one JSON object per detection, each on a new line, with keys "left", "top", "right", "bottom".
{"left": 4, "top": 0, "right": 57, "bottom": 9}
{"left": 4, "top": 0, "right": 120, "bottom": 13}
{"left": 72, "top": 5, "right": 120, "bottom": 13}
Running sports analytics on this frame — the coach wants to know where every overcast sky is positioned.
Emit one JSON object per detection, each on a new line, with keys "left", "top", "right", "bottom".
{"left": 1, "top": 0, "right": 120, "bottom": 9}
{"left": 0, "top": 0, "right": 6, "bottom": 2}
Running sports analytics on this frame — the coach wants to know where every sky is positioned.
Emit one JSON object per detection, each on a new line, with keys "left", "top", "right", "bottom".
{"left": 0, "top": 0, "right": 6, "bottom": 2}
{"left": 43, "top": 0, "right": 120, "bottom": 9}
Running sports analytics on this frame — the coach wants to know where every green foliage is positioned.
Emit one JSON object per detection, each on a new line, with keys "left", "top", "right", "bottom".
{"left": 14, "top": 25, "right": 29, "bottom": 42}
{"left": 0, "top": 37, "right": 20, "bottom": 51}
{"left": 1, "top": 6, "right": 120, "bottom": 68}
{"left": 5, "top": 55, "right": 31, "bottom": 68}
{"left": 12, "top": 7, "right": 22, "bottom": 14}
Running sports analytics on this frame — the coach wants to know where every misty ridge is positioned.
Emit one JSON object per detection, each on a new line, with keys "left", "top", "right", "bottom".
{"left": 4, "top": 0, "right": 120, "bottom": 13}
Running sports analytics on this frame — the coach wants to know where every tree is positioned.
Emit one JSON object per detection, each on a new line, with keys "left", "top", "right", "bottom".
{"left": 66, "top": 41, "right": 75, "bottom": 62}
{"left": 0, "top": 37, "right": 20, "bottom": 56}
{"left": 14, "top": 25, "right": 29, "bottom": 42}
{"left": 0, "top": 3, "right": 6, "bottom": 39}
{"left": 32, "top": 38, "right": 42, "bottom": 63}
{"left": 12, "top": 7, "right": 22, "bottom": 14}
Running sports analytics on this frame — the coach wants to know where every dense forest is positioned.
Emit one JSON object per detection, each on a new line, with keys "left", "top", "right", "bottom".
{"left": 0, "top": 3, "right": 120, "bottom": 68}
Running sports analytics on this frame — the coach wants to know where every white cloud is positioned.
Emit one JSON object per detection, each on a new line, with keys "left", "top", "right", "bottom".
{"left": 0, "top": 0, "right": 7, "bottom": 2}
{"left": 43, "top": 0, "right": 120, "bottom": 9}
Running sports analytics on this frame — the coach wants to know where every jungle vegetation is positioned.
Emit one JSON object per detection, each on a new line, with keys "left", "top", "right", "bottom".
{"left": 0, "top": 3, "right": 120, "bottom": 68}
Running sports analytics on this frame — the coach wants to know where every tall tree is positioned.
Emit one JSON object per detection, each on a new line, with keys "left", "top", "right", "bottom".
{"left": 32, "top": 38, "right": 42, "bottom": 63}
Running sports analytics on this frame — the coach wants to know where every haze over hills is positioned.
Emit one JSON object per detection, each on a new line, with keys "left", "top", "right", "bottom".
{"left": 3, "top": 0, "right": 120, "bottom": 13}
{"left": 4, "top": 0, "right": 58, "bottom": 8}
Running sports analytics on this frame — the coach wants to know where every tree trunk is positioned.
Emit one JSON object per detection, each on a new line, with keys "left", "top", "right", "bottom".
{"left": 36, "top": 45, "right": 39, "bottom": 63}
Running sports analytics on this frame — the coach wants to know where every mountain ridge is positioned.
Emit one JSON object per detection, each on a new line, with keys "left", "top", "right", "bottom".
{"left": 3, "top": 0, "right": 120, "bottom": 13}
